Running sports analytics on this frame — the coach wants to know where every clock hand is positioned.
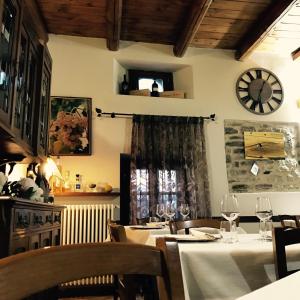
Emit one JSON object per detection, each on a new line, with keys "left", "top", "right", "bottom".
{"left": 257, "top": 73, "right": 271, "bottom": 102}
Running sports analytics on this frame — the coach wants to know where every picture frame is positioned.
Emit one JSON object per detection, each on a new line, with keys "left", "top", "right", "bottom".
{"left": 49, "top": 96, "right": 92, "bottom": 156}
{"left": 244, "top": 131, "right": 286, "bottom": 160}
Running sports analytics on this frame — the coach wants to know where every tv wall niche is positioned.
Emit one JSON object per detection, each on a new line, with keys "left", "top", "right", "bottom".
{"left": 224, "top": 120, "right": 300, "bottom": 193}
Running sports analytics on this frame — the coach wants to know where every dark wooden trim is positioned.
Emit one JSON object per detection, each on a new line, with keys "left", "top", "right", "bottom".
{"left": 23, "top": 0, "right": 48, "bottom": 43}
{"left": 236, "top": 0, "right": 297, "bottom": 60}
{"left": 173, "top": 0, "right": 213, "bottom": 57}
{"left": 291, "top": 46, "right": 300, "bottom": 61}
{"left": 106, "top": 0, "right": 122, "bottom": 51}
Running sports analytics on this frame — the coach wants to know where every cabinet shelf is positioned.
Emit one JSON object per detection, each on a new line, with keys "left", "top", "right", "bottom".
{"left": 54, "top": 191, "right": 120, "bottom": 197}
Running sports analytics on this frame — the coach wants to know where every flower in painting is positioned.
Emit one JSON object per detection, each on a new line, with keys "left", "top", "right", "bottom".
{"left": 49, "top": 100, "right": 89, "bottom": 155}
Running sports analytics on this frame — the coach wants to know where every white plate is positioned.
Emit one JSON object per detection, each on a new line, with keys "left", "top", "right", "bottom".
{"left": 171, "top": 234, "right": 217, "bottom": 242}
{"left": 129, "top": 225, "right": 163, "bottom": 230}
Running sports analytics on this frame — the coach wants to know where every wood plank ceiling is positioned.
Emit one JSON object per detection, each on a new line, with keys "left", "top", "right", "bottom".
{"left": 36, "top": 0, "right": 300, "bottom": 60}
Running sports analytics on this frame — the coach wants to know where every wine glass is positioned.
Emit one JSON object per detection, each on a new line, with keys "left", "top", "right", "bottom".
{"left": 179, "top": 204, "right": 190, "bottom": 220}
{"left": 165, "top": 202, "right": 176, "bottom": 221}
{"left": 156, "top": 204, "right": 165, "bottom": 222}
{"left": 221, "top": 194, "right": 240, "bottom": 235}
{"left": 255, "top": 196, "right": 272, "bottom": 240}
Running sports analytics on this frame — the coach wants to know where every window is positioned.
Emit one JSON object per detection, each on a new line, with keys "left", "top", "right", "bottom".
{"left": 136, "top": 169, "right": 177, "bottom": 219}
{"left": 128, "top": 70, "right": 174, "bottom": 92}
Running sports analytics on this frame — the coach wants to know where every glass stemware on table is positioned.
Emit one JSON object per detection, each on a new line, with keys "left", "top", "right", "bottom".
{"left": 221, "top": 193, "right": 240, "bottom": 243}
{"left": 165, "top": 201, "right": 176, "bottom": 221}
{"left": 156, "top": 203, "right": 165, "bottom": 222}
{"left": 179, "top": 203, "right": 190, "bottom": 220}
{"left": 255, "top": 196, "right": 273, "bottom": 240}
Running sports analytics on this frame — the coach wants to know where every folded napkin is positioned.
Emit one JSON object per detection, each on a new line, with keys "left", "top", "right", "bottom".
{"left": 189, "top": 229, "right": 217, "bottom": 240}
{"left": 145, "top": 222, "right": 166, "bottom": 228}
{"left": 190, "top": 227, "right": 220, "bottom": 234}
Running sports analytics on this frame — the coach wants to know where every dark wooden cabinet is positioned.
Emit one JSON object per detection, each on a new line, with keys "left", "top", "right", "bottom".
{"left": 33, "top": 45, "right": 52, "bottom": 156}
{"left": 0, "top": 0, "right": 21, "bottom": 131}
{"left": 0, "top": 197, "right": 64, "bottom": 258}
{"left": 0, "top": 0, "right": 51, "bottom": 160}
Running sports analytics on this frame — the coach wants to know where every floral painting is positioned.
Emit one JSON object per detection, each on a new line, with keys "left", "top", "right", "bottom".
{"left": 49, "top": 97, "right": 91, "bottom": 155}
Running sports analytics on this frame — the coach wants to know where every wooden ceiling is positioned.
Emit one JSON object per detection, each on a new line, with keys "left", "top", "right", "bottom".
{"left": 35, "top": 0, "right": 300, "bottom": 60}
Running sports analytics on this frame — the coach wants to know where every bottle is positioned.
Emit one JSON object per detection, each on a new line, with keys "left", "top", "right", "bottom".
{"left": 120, "top": 74, "right": 129, "bottom": 95}
{"left": 63, "top": 170, "right": 71, "bottom": 192}
{"left": 75, "top": 174, "right": 82, "bottom": 192}
{"left": 151, "top": 80, "right": 159, "bottom": 97}
{"left": 54, "top": 156, "right": 62, "bottom": 193}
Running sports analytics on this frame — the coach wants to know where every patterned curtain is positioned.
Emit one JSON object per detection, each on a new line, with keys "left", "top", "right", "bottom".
{"left": 130, "top": 115, "right": 211, "bottom": 224}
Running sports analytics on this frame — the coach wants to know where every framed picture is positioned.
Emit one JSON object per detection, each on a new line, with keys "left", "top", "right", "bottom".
{"left": 244, "top": 131, "right": 286, "bottom": 160}
{"left": 49, "top": 96, "right": 92, "bottom": 155}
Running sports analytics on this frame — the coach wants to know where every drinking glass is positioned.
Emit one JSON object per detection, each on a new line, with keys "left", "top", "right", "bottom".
{"left": 256, "top": 196, "right": 272, "bottom": 240}
{"left": 165, "top": 202, "right": 176, "bottom": 221}
{"left": 179, "top": 204, "right": 190, "bottom": 220}
{"left": 156, "top": 204, "right": 165, "bottom": 222}
{"left": 221, "top": 194, "right": 239, "bottom": 234}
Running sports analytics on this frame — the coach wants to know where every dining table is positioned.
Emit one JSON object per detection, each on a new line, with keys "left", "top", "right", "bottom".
{"left": 236, "top": 270, "right": 300, "bottom": 300}
{"left": 125, "top": 226, "right": 300, "bottom": 300}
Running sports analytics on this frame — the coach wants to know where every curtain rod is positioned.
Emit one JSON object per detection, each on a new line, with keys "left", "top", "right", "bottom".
{"left": 95, "top": 108, "right": 216, "bottom": 121}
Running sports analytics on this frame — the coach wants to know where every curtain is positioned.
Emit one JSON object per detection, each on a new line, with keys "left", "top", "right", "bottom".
{"left": 129, "top": 115, "right": 211, "bottom": 224}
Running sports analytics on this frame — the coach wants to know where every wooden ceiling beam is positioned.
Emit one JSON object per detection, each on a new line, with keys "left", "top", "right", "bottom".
{"left": 291, "top": 47, "right": 300, "bottom": 61}
{"left": 106, "top": 0, "right": 123, "bottom": 51}
{"left": 173, "top": 0, "right": 213, "bottom": 58}
{"left": 24, "top": 0, "right": 48, "bottom": 44}
{"left": 236, "top": 0, "right": 297, "bottom": 61}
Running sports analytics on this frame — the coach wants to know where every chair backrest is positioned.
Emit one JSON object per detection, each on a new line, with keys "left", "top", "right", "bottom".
{"left": 0, "top": 238, "right": 184, "bottom": 300}
{"left": 108, "top": 221, "right": 127, "bottom": 242}
{"left": 272, "top": 227, "right": 300, "bottom": 279}
{"left": 278, "top": 215, "right": 300, "bottom": 228}
{"left": 169, "top": 218, "right": 222, "bottom": 234}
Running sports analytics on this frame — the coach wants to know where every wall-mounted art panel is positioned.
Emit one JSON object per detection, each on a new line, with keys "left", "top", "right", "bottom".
{"left": 49, "top": 97, "right": 92, "bottom": 156}
{"left": 244, "top": 131, "right": 286, "bottom": 160}
{"left": 224, "top": 120, "right": 300, "bottom": 193}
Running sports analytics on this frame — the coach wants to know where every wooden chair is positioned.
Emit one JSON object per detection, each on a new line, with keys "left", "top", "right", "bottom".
{"left": 108, "top": 221, "right": 127, "bottom": 242}
{"left": 272, "top": 227, "right": 300, "bottom": 279}
{"left": 278, "top": 215, "right": 300, "bottom": 228}
{"left": 108, "top": 222, "right": 160, "bottom": 300}
{"left": 0, "top": 238, "right": 184, "bottom": 300}
{"left": 169, "top": 218, "right": 222, "bottom": 234}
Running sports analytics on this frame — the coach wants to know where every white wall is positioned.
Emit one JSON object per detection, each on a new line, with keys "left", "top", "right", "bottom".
{"left": 48, "top": 35, "right": 300, "bottom": 217}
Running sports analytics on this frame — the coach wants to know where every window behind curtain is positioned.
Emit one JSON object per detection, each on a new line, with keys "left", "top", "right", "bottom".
{"left": 136, "top": 169, "right": 177, "bottom": 219}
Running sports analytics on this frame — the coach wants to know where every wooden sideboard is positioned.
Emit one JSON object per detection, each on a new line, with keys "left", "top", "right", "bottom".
{"left": 0, "top": 196, "right": 64, "bottom": 258}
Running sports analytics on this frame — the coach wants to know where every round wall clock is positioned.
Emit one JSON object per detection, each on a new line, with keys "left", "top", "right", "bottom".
{"left": 236, "top": 68, "right": 284, "bottom": 115}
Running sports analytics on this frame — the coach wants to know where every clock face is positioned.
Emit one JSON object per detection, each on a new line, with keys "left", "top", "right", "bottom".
{"left": 236, "top": 68, "right": 284, "bottom": 115}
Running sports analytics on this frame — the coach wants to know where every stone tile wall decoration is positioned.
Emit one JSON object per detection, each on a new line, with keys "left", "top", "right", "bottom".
{"left": 224, "top": 120, "right": 300, "bottom": 193}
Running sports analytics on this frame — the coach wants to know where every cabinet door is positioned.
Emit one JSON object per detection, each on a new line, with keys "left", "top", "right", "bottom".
{"left": 30, "top": 234, "right": 40, "bottom": 250}
{"left": 33, "top": 45, "right": 52, "bottom": 156}
{"left": 13, "top": 26, "right": 29, "bottom": 137}
{"left": 10, "top": 237, "right": 29, "bottom": 255}
{"left": 0, "top": 0, "right": 21, "bottom": 129}
{"left": 22, "top": 42, "right": 38, "bottom": 145}
{"left": 41, "top": 231, "right": 51, "bottom": 247}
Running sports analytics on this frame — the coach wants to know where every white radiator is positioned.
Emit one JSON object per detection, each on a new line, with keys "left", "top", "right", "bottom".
{"left": 61, "top": 204, "right": 116, "bottom": 286}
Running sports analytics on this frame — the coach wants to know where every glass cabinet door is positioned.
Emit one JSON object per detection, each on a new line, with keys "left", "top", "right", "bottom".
{"left": 14, "top": 28, "right": 29, "bottom": 134}
{"left": 0, "top": 0, "right": 20, "bottom": 127}
{"left": 38, "top": 66, "right": 50, "bottom": 152}
{"left": 23, "top": 44, "right": 37, "bottom": 144}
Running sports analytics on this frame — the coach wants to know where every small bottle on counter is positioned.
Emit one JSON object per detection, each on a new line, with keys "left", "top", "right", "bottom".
{"left": 75, "top": 174, "right": 83, "bottom": 192}
{"left": 63, "top": 170, "right": 71, "bottom": 192}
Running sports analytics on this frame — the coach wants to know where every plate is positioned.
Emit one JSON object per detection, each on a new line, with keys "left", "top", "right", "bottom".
{"left": 172, "top": 234, "right": 217, "bottom": 242}
{"left": 129, "top": 225, "right": 164, "bottom": 230}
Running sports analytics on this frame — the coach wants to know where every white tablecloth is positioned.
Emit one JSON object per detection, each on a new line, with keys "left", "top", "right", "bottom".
{"left": 236, "top": 271, "right": 300, "bottom": 300}
{"left": 125, "top": 229, "right": 300, "bottom": 300}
